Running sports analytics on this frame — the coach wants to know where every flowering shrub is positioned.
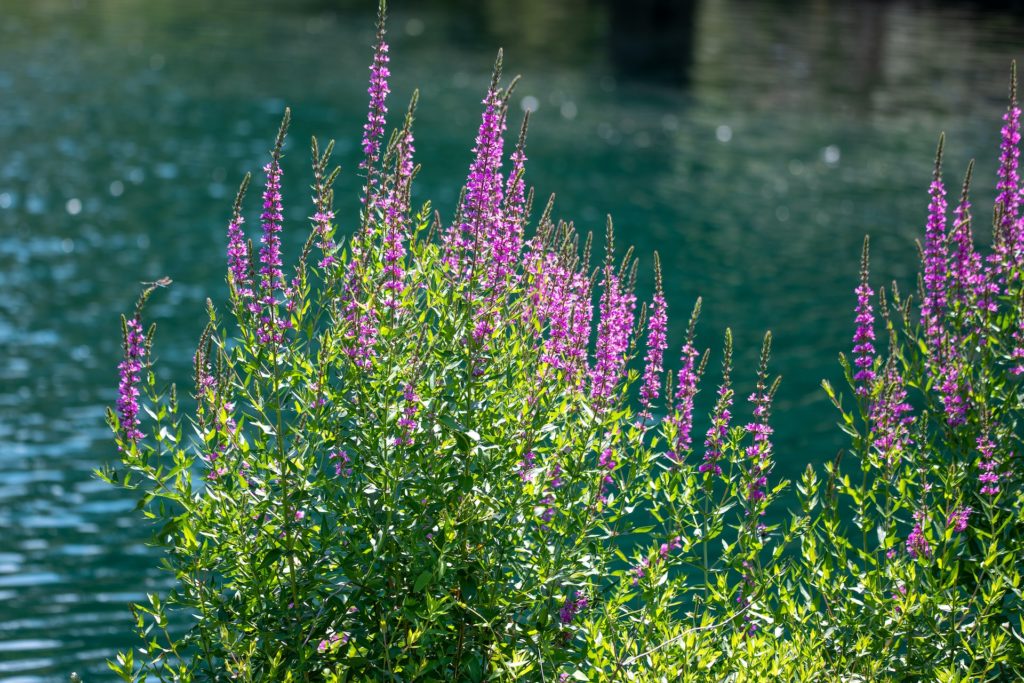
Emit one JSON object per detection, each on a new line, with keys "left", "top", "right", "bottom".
{"left": 103, "top": 5, "right": 1024, "bottom": 681}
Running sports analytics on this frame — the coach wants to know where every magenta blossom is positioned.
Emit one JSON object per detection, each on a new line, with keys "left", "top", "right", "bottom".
{"left": 361, "top": 11, "right": 390, "bottom": 173}
{"left": 590, "top": 261, "right": 636, "bottom": 404}
{"left": 117, "top": 316, "right": 146, "bottom": 446}
{"left": 996, "top": 70, "right": 1021, "bottom": 261}
{"left": 852, "top": 238, "right": 875, "bottom": 395}
{"left": 906, "top": 518, "right": 932, "bottom": 560}
{"left": 946, "top": 506, "right": 972, "bottom": 533}
{"left": 558, "top": 591, "right": 588, "bottom": 625}
{"left": 977, "top": 429, "right": 1004, "bottom": 495}
{"left": 700, "top": 331, "right": 733, "bottom": 477}
{"left": 226, "top": 174, "right": 253, "bottom": 299}
{"left": 638, "top": 258, "right": 668, "bottom": 421}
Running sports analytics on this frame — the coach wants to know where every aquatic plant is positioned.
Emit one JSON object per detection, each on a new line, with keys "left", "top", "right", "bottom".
{"left": 103, "top": 4, "right": 1024, "bottom": 680}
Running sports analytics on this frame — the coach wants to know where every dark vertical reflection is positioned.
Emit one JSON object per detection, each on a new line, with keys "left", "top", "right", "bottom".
{"left": 851, "top": 2, "right": 887, "bottom": 105}
{"left": 607, "top": 0, "right": 697, "bottom": 87}
{"left": 943, "top": 0, "right": 1024, "bottom": 11}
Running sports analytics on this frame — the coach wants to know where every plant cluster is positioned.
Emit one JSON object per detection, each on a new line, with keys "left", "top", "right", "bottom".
{"left": 103, "top": 5, "right": 1023, "bottom": 680}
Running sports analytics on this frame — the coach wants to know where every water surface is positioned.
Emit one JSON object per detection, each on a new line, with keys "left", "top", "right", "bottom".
{"left": 1, "top": 0, "right": 1022, "bottom": 678}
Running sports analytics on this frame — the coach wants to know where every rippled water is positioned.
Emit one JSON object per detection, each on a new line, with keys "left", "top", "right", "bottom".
{"left": 1, "top": 0, "right": 1022, "bottom": 678}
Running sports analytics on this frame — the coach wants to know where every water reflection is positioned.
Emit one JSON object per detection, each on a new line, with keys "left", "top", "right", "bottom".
{"left": 0, "top": 0, "right": 1022, "bottom": 679}
{"left": 608, "top": 0, "right": 697, "bottom": 86}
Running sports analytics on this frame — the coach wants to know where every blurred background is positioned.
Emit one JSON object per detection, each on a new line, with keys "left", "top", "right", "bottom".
{"left": 0, "top": 0, "right": 1022, "bottom": 678}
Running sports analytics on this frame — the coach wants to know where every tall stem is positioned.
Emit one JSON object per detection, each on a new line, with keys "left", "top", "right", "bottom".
{"left": 272, "top": 342, "right": 304, "bottom": 675}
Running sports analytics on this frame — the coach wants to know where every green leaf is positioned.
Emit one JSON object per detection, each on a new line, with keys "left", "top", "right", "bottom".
{"left": 414, "top": 570, "right": 432, "bottom": 592}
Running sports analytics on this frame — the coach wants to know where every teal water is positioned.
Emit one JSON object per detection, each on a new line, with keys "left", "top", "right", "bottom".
{"left": 1, "top": 0, "right": 1022, "bottom": 678}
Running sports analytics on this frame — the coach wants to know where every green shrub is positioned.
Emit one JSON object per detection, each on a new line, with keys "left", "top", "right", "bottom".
{"left": 103, "top": 5, "right": 1024, "bottom": 680}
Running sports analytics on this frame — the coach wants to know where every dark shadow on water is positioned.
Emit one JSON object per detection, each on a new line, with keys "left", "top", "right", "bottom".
{"left": 607, "top": 0, "right": 697, "bottom": 87}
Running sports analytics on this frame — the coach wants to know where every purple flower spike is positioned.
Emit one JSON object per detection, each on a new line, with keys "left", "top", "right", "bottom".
{"left": 559, "top": 591, "right": 588, "bottom": 625}
{"left": 330, "top": 450, "right": 352, "bottom": 478}
{"left": 258, "top": 126, "right": 287, "bottom": 295}
{"left": 529, "top": 241, "right": 594, "bottom": 388}
{"left": 921, "top": 138, "right": 948, "bottom": 357}
{"left": 700, "top": 330, "right": 733, "bottom": 478}
{"left": 918, "top": 140, "right": 969, "bottom": 426}
{"left": 906, "top": 515, "right": 932, "bottom": 560}
{"left": 1011, "top": 310, "right": 1024, "bottom": 375}
{"left": 590, "top": 237, "right": 637, "bottom": 404}
{"left": 977, "top": 427, "right": 1004, "bottom": 495}
{"left": 667, "top": 300, "right": 702, "bottom": 462}
{"left": 631, "top": 556, "right": 650, "bottom": 586}
{"left": 852, "top": 237, "right": 875, "bottom": 396}
{"left": 312, "top": 208, "right": 336, "bottom": 269}
{"left": 226, "top": 174, "right": 253, "bottom": 299}
{"left": 496, "top": 115, "right": 530, "bottom": 290}
{"left": 669, "top": 345, "right": 698, "bottom": 460}
{"left": 936, "top": 356, "right": 968, "bottom": 427}
{"left": 946, "top": 506, "right": 972, "bottom": 533}
{"left": 117, "top": 316, "right": 146, "bottom": 446}
{"left": 381, "top": 98, "right": 418, "bottom": 308}
{"left": 361, "top": 4, "right": 391, "bottom": 175}
{"left": 397, "top": 383, "right": 419, "bottom": 445}
{"left": 638, "top": 255, "right": 668, "bottom": 423}
{"left": 445, "top": 57, "right": 508, "bottom": 278}
{"left": 870, "top": 356, "right": 913, "bottom": 468}
{"left": 743, "top": 333, "right": 774, "bottom": 512}
{"left": 452, "top": 108, "right": 507, "bottom": 270}
{"left": 659, "top": 535, "right": 682, "bottom": 559}
{"left": 518, "top": 451, "right": 536, "bottom": 481}
{"left": 311, "top": 138, "right": 338, "bottom": 270}
{"left": 949, "top": 162, "right": 988, "bottom": 314}
{"left": 255, "top": 110, "right": 292, "bottom": 347}
{"left": 566, "top": 272, "right": 594, "bottom": 386}
{"left": 996, "top": 64, "right": 1021, "bottom": 258}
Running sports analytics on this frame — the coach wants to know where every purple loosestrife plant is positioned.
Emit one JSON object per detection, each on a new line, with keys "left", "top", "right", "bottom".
{"left": 311, "top": 137, "right": 341, "bottom": 270}
{"left": 949, "top": 162, "right": 989, "bottom": 315}
{"left": 946, "top": 506, "right": 972, "bottom": 533}
{"left": 666, "top": 299, "right": 703, "bottom": 462}
{"left": 497, "top": 115, "right": 530, "bottom": 289}
{"left": 589, "top": 224, "right": 637, "bottom": 405}
{"left": 852, "top": 237, "right": 876, "bottom": 396}
{"left": 361, "top": 6, "right": 390, "bottom": 193}
{"left": 743, "top": 332, "right": 775, "bottom": 514}
{"left": 114, "top": 279, "right": 169, "bottom": 449}
{"left": 977, "top": 425, "right": 1004, "bottom": 495}
{"left": 996, "top": 63, "right": 1021, "bottom": 260}
{"left": 380, "top": 94, "right": 419, "bottom": 308}
{"left": 225, "top": 174, "right": 253, "bottom": 300}
{"left": 699, "top": 329, "right": 732, "bottom": 477}
{"left": 921, "top": 139, "right": 949, "bottom": 357}
{"left": 103, "top": 13, "right": 1024, "bottom": 679}
{"left": 254, "top": 110, "right": 292, "bottom": 346}
{"left": 638, "top": 253, "right": 668, "bottom": 423}
{"left": 525, "top": 224, "right": 594, "bottom": 387}
{"left": 906, "top": 515, "right": 932, "bottom": 560}
{"left": 444, "top": 54, "right": 509, "bottom": 279}
{"left": 558, "top": 592, "right": 588, "bottom": 625}
{"left": 870, "top": 353, "right": 914, "bottom": 469}
{"left": 919, "top": 139, "right": 969, "bottom": 426}
{"left": 815, "top": 66, "right": 1024, "bottom": 680}
{"left": 116, "top": 317, "right": 145, "bottom": 446}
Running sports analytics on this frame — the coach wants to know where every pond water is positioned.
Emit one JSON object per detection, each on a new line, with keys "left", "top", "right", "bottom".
{"left": 0, "top": 0, "right": 1022, "bottom": 678}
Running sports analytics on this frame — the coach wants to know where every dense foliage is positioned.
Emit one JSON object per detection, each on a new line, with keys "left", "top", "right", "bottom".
{"left": 103, "top": 6, "right": 1024, "bottom": 680}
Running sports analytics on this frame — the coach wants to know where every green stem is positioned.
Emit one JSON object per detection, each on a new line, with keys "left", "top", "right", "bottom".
{"left": 271, "top": 342, "right": 304, "bottom": 676}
